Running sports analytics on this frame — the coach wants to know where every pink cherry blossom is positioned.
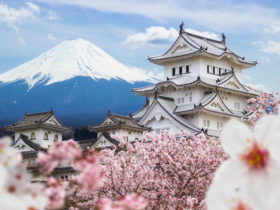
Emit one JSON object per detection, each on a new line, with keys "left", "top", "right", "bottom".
{"left": 73, "top": 150, "right": 104, "bottom": 192}
{"left": 69, "top": 130, "right": 225, "bottom": 209}
{"left": 45, "top": 177, "right": 67, "bottom": 209}
{"left": 98, "top": 193, "right": 146, "bottom": 210}
{"left": 245, "top": 91, "right": 280, "bottom": 124}
{"left": 37, "top": 140, "right": 82, "bottom": 175}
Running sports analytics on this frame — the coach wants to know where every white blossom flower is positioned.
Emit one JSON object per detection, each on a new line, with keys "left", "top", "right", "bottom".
{"left": 0, "top": 136, "right": 21, "bottom": 168}
{"left": 206, "top": 116, "right": 280, "bottom": 210}
{"left": 0, "top": 137, "right": 47, "bottom": 210}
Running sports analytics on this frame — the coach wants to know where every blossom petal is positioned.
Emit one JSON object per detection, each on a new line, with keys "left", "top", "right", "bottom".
{"left": 253, "top": 115, "right": 280, "bottom": 161}
{"left": 247, "top": 160, "right": 280, "bottom": 210}
{"left": 206, "top": 159, "right": 252, "bottom": 210}
{"left": 220, "top": 118, "right": 253, "bottom": 157}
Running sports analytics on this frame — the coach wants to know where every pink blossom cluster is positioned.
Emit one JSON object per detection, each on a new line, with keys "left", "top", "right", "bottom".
{"left": 36, "top": 140, "right": 104, "bottom": 209}
{"left": 69, "top": 130, "right": 225, "bottom": 209}
{"left": 37, "top": 140, "right": 82, "bottom": 174}
{"left": 0, "top": 130, "right": 226, "bottom": 209}
{"left": 99, "top": 193, "right": 147, "bottom": 210}
{"left": 44, "top": 177, "right": 67, "bottom": 209}
{"left": 246, "top": 91, "right": 280, "bottom": 124}
{"left": 73, "top": 149, "right": 104, "bottom": 192}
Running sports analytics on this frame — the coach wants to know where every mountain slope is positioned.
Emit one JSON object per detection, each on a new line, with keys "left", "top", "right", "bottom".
{"left": 0, "top": 39, "right": 156, "bottom": 89}
{"left": 0, "top": 39, "right": 155, "bottom": 127}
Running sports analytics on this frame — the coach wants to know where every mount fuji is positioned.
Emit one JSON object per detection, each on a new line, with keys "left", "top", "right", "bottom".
{"left": 0, "top": 39, "right": 156, "bottom": 127}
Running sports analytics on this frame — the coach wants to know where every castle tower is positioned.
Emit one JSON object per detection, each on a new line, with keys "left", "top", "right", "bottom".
{"left": 132, "top": 24, "right": 258, "bottom": 137}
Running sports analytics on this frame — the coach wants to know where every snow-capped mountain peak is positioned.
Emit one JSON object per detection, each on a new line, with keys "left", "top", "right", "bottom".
{"left": 0, "top": 38, "right": 156, "bottom": 89}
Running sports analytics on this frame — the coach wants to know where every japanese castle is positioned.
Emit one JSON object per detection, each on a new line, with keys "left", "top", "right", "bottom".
{"left": 7, "top": 110, "right": 74, "bottom": 180}
{"left": 92, "top": 23, "right": 258, "bottom": 141}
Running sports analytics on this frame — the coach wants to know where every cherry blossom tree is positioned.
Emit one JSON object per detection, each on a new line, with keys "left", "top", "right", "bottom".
{"left": 245, "top": 91, "right": 280, "bottom": 124}
{"left": 69, "top": 130, "right": 225, "bottom": 209}
{"left": 0, "top": 135, "right": 147, "bottom": 210}
{"left": 36, "top": 139, "right": 145, "bottom": 210}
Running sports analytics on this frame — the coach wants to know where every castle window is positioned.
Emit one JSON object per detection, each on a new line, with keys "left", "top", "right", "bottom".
{"left": 189, "top": 93, "right": 192, "bottom": 102}
{"left": 178, "top": 98, "right": 181, "bottom": 104}
{"left": 44, "top": 133, "right": 48, "bottom": 140}
{"left": 217, "top": 122, "right": 223, "bottom": 129}
{"left": 30, "top": 132, "right": 36, "bottom": 140}
{"left": 186, "top": 65, "right": 190, "bottom": 73}
{"left": 203, "top": 119, "right": 210, "bottom": 127}
{"left": 54, "top": 135, "right": 58, "bottom": 142}
{"left": 181, "top": 97, "right": 184, "bottom": 103}
{"left": 207, "top": 65, "right": 227, "bottom": 76}
{"left": 172, "top": 68, "right": 176, "bottom": 76}
{"left": 179, "top": 66, "right": 182, "bottom": 75}
{"left": 208, "top": 66, "right": 213, "bottom": 74}
{"left": 155, "top": 129, "right": 160, "bottom": 135}
{"left": 234, "top": 102, "right": 241, "bottom": 110}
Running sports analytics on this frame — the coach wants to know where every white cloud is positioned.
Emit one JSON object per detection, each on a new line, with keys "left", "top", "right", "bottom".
{"left": 264, "top": 25, "right": 280, "bottom": 33}
{"left": 18, "top": 36, "right": 26, "bottom": 45}
{"left": 0, "top": 2, "right": 40, "bottom": 45}
{"left": 47, "top": 33, "right": 56, "bottom": 40}
{"left": 124, "top": 26, "right": 178, "bottom": 48}
{"left": 254, "top": 40, "right": 280, "bottom": 56}
{"left": 259, "top": 56, "right": 271, "bottom": 63}
{"left": 243, "top": 74, "right": 252, "bottom": 81}
{"left": 262, "top": 41, "right": 280, "bottom": 56}
{"left": 36, "top": 0, "right": 280, "bottom": 32}
{"left": 0, "top": 2, "right": 40, "bottom": 32}
{"left": 246, "top": 83, "right": 270, "bottom": 93}
{"left": 26, "top": 2, "right": 40, "bottom": 14}
{"left": 124, "top": 26, "right": 220, "bottom": 48}
{"left": 47, "top": 10, "right": 60, "bottom": 21}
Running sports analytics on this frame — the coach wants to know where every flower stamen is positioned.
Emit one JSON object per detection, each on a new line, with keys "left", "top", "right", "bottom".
{"left": 241, "top": 141, "right": 269, "bottom": 169}
{"left": 232, "top": 201, "right": 251, "bottom": 210}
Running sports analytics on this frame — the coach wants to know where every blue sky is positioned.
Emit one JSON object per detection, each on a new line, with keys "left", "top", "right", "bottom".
{"left": 1, "top": 0, "right": 280, "bottom": 92}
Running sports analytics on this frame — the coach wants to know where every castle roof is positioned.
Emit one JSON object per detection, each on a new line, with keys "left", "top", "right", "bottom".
{"left": 6, "top": 110, "right": 69, "bottom": 132}
{"left": 175, "top": 89, "right": 249, "bottom": 118}
{"left": 93, "top": 132, "right": 120, "bottom": 147}
{"left": 138, "top": 95, "right": 200, "bottom": 133}
{"left": 133, "top": 71, "right": 259, "bottom": 97}
{"left": 89, "top": 111, "right": 151, "bottom": 132}
{"left": 149, "top": 30, "right": 257, "bottom": 67}
{"left": 13, "top": 134, "right": 46, "bottom": 152}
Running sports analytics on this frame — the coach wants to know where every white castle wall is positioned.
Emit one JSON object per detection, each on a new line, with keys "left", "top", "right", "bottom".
{"left": 145, "top": 117, "right": 181, "bottom": 135}
{"left": 220, "top": 92, "right": 248, "bottom": 111}
{"left": 15, "top": 128, "right": 62, "bottom": 148}
{"left": 163, "top": 57, "right": 200, "bottom": 79}
{"left": 162, "top": 56, "right": 243, "bottom": 82}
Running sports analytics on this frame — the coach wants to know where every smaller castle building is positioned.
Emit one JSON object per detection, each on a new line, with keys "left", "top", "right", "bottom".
{"left": 89, "top": 111, "right": 151, "bottom": 148}
{"left": 6, "top": 109, "right": 73, "bottom": 181}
